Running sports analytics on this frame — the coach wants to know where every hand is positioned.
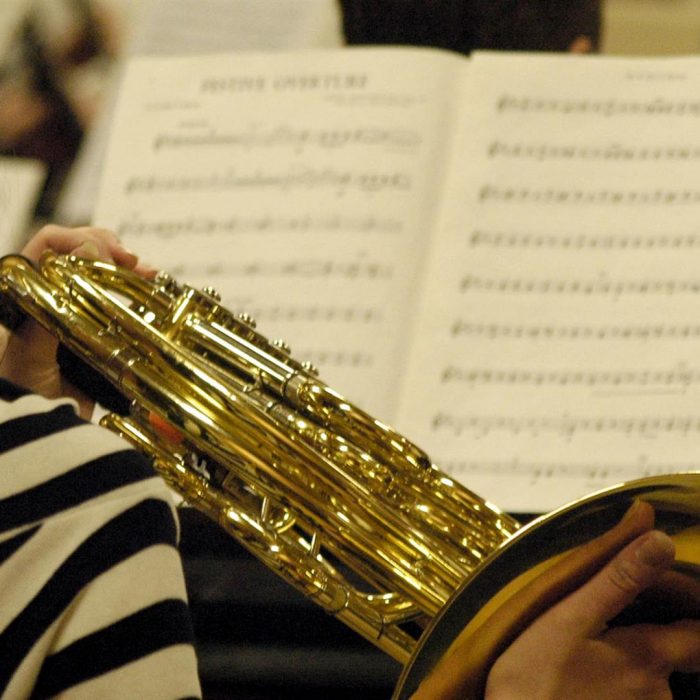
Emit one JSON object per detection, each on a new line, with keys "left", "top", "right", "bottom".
{"left": 17, "top": 224, "right": 142, "bottom": 269}
{"left": 0, "top": 224, "right": 152, "bottom": 417}
{"left": 484, "top": 508, "right": 700, "bottom": 699}
{"left": 412, "top": 501, "right": 700, "bottom": 700}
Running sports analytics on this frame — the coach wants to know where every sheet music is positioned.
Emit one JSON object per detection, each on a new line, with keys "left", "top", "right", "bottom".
{"left": 93, "top": 48, "right": 463, "bottom": 417}
{"left": 0, "top": 157, "right": 45, "bottom": 254}
{"left": 397, "top": 52, "right": 700, "bottom": 512}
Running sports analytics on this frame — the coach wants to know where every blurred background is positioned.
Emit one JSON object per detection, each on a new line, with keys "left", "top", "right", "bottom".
{"left": 2, "top": 1, "right": 700, "bottom": 698}
{"left": 4, "top": 0, "right": 700, "bottom": 239}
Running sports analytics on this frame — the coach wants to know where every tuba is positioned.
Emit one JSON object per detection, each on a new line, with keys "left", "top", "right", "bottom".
{"left": 1, "top": 251, "right": 699, "bottom": 698}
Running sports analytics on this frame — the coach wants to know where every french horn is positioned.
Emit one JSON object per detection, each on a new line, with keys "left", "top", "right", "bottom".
{"left": 1, "top": 251, "right": 699, "bottom": 698}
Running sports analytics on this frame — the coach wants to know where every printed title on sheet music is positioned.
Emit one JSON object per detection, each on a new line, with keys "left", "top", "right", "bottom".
{"left": 200, "top": 73, "right": 368, "bottom": 93}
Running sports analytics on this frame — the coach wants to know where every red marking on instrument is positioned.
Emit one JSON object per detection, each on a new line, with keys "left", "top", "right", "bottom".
{"left": 149, "top": 412, "right": 184, "bottom": 444}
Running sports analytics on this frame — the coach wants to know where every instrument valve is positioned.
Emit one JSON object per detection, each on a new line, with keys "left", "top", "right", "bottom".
{"left": 155, "top": 271, "right": 172, "bottom": 285}
{"left": 202, "top": 286, "right": 221, "bottom": 302}
{"left": 301, "top": 360, "right": 320, "bottom": 376}
{"left": 155, "top": 271, "right": 182, "bottom": 296}
{"left": 237, "top": 312, "right": 257, "bottom": 329}
{"left": 272, "top": 339, "right": 292, "bottom": 354}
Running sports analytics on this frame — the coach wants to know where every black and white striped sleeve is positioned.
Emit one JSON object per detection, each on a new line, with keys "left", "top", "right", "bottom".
{"left": 0, "top": 380, "right": 202, "bottom": 699}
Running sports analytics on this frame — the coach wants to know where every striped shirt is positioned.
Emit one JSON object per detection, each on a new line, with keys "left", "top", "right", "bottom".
{"left": 0, "top": 380, "right": 202, "bottom": 699}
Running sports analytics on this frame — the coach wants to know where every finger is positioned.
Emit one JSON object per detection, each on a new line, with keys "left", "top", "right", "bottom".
{"left": 22, "top": 225, "right": 137, "bottom": 268}
{"left": 68, "top": 226, "right": 138, "bottom": 268}
{"left": 555, "top": 529, "right": 676, "bottom": 637}
{"left": 65, "top": 226, "right": 127, "bottom": 266}
{"left": 626, "top": 569, "right": 700, "bottom": 627}
{"left": 111, "top": 245, "right": 140, "bottom": 270}
{"left": 132, "top": 261, "right": 160, "bottom": 279}
{"left": 654, "top": 620, "right": 700, "bottom": 672}
{"left": 71, "top": 239, "right": 111, "bottom": 262}
{"left": 70, "top": 234, "right": 151, "bottom": 275}
{"left": 606, "top": 620, "right": 700, "bottom": 674}
{"left": 22, "top": 224, "right": 102, "bottom": 259}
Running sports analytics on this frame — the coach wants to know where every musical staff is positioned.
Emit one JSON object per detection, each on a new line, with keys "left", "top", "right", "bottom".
{"left": 233, "top": 304, "right": 382, "bottom": 324}
{"left": 294, "top": 349, "right": 374, "bottom": 369}
{"left": 459, "top": 274, "right": 700, "bottom": 297}
{"left": 164, "top": 258, "right": 393, "bottom": 281}
{"left": 487, "top": 140, "right": 700, "bottom": 162}
{"left": 440, "top": 365, "right": 698, "bottom": 389}
{"left": 116, "top": 214, "right": 404, "bottom": 238}
{"left": 479, "top": 185, "right": 700, "bottom": 205}
{"left": 154, "top": 126, "right": 422, "bottom": 153}
{"left": 125, "top": 167, "right": 412, "bottom": 196}
{"left": 468, "top": 229, "right": 700, "bottom": 249}
{"left": 450, "top": 322, "right": 700, "bottom": 341}
{"left": 444, "top": 459, "right": 695, "bottom": 484}
{"left": 497, "top": 94, "right": 700, "bottom": 117}
{"left": 431, "top": 412, "right": 700, "bottom": 440}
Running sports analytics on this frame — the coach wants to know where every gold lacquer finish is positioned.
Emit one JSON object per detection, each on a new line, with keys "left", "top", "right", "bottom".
{"left": 1, "top": 252, "right": 699, "bottom": 698}
{"left": 0, "top": 252, "right": 517, "bottom": 661}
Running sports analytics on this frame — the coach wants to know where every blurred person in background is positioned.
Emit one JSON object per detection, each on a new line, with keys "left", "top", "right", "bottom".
{"left": 0, "top": 0, "right": 118, "bottom": 216}
{"left": 340, "top": 0, "right": 601, "bottom": 54}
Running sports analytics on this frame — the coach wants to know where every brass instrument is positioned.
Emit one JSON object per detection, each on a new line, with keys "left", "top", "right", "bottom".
{"left": 1, "top": 251, "right": 699, "bottom": 698}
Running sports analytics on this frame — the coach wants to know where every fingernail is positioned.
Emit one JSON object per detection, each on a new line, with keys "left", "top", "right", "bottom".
{"left": 72, "top": 241, "right": 101, "bottom": 259}
{"left": 636, "top": 530, "right": 675, "bottom": 567}
{"left": 118, "top": 249, "right": 139, "bottom": 267}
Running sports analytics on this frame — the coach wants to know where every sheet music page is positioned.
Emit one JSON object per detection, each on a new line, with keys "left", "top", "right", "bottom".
{"left": 93, "top": 48, "right": 463, "bottom": 417}
{"left": 396, "top": 52, "right": 700, "bottom": 512}
{"left": 0, "top": 156, "right": 45, "bottom": 253}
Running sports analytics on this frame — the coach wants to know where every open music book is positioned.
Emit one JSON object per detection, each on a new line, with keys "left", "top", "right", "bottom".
{"left": 93, "top": 46, "right": 700, "bottom": 512}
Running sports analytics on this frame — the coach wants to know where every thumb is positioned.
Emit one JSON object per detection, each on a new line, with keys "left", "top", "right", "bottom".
{"left": 558, "top": 529, "right": 676, "bottom": 637}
